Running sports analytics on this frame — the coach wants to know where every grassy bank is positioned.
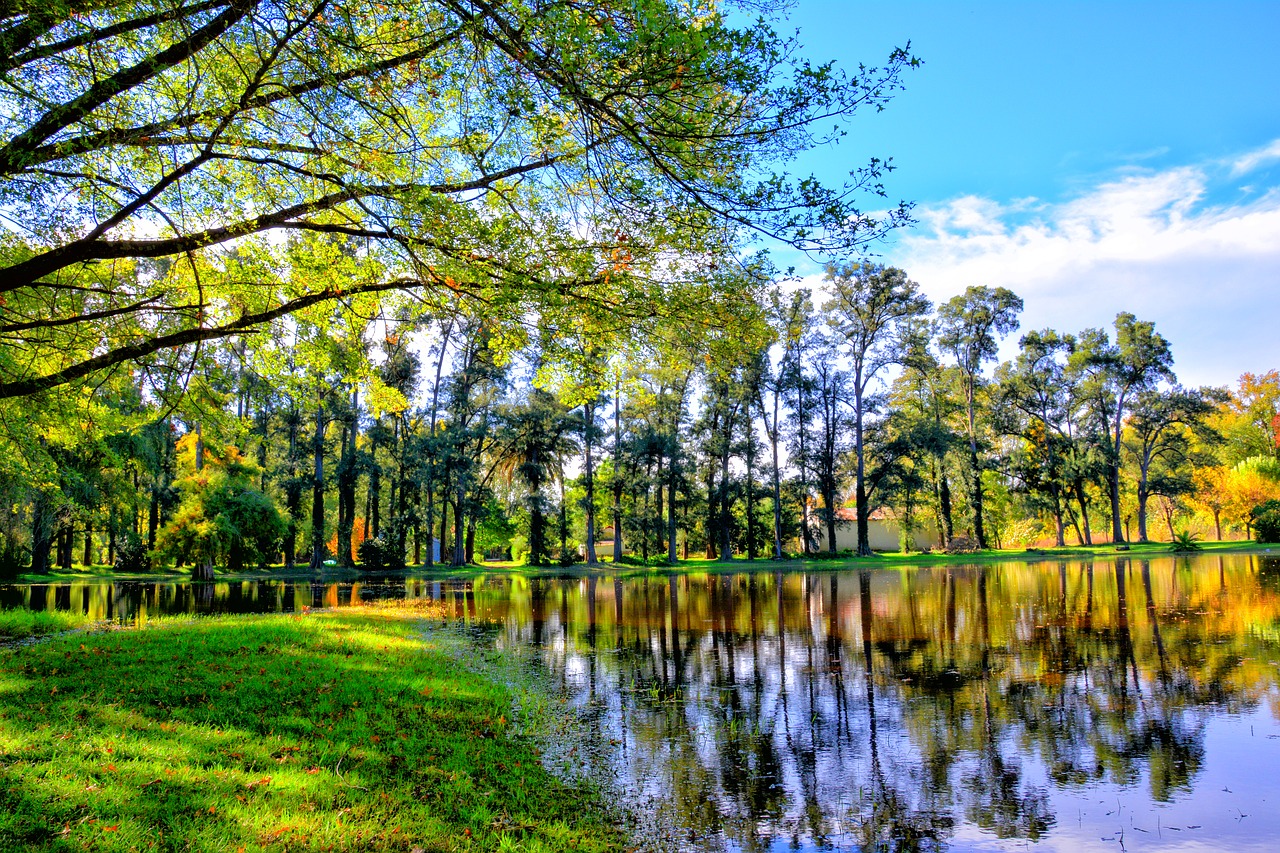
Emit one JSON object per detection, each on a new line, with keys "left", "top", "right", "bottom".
{"left": 0, "top": 609, "right": 98, "bottom": 641}
{"left": 0, "top": 603, "right": 623, "bottom": 852}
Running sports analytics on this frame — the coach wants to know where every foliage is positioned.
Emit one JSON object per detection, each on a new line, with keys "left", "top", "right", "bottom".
{"left": 1169, "top": 530, "right": 1202, "bottom": 552}
{"left": 113, "top": 533, "right": 151, "bottom": 574}
{"left": 356, "top": 536, "right": 390, "bottom": 571}
{"left": 1252, "top": 500, "right": 1280, "bottom": 544}
{"left": 153, "top": 437, "right": 285, "bottom": 572}
{"left": 510, "top": 533, "right": 530, "bottom": 565}
{"left": 0, "top": 0, "right": 916, "bottom": 404}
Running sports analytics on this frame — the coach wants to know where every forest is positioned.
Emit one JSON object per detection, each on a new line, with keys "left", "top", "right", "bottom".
{"left": 4, "top": 263, "right": 1279, "bottom": 580}
{"left": 0, "top": 0, "right": 1277, "bottom": 580}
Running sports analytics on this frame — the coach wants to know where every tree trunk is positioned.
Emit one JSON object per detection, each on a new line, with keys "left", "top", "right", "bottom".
{"left": 854, "top": 386, "right": 871, "bottom": 557}
{"left": 308, "top": 406, "right": 326, "bottom": 573}
{"left": 1052, "top": 490, "right": 1065, "bottom": 547}
{"left": 368, "top": 444, "right": 381, "bottom": 539}
{"left": 82, "top": 524, "right": 92, "bottom": 566}
{"left": 283, "top": 413, "right": 300, "bottom": 570}
{"left": 452, "top": 486, "right": 465, "bottom": 566}
{"left": 1108, "top": 466, "right": 1124, "bottom": 545}
{"left": 559, "top": 475, "right": 569, "bottom": 561}
{"left": 767, "top": 396, "right": 783, "bottom": 559}
{"left": 718, "top": 442, "right": 733, "bottom": 561}
{"left": 1074, "top": 482, "right": 1094, "bottom": 546}
{"left": 705, "top": 455, "right": 717, "bottom": 559}
{"left": 745, "top": 420, "right": 756, "bottom": 561}
{"left": 107, "top": 510, "right": 117, "bottom": 566}
{"left": 465, "top": 510, "right": 477, "bottom": 564}
{"left": 336, "top": 389, "right": 358, "bottom": 568}
{"left": 969, "top": 441, "right": 986, "bottom": 549}
{"left": 667, "top": 448, "right": 679, "bottom": 564}
{"left": 583, "top": 402, "right": 599, "bottom": 565}
{"left": 613, "top": 380, "right": 624, "bottom": 563}
{"left": 413, "top": 486, "right": 422, "bottom": 565}
{"left": 939, "top": 468, "right": 954, "bottom": 546}
{"left": 191, "top": 423, "right": 214, "bottom": 580}
{"left": 1137, "top": 488, "right": 1149, "bottom": 543}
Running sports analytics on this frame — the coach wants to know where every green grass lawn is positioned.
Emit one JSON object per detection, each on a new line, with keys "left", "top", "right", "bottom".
{"left": 0, "top": 602, "right": 623, "bottom": 852}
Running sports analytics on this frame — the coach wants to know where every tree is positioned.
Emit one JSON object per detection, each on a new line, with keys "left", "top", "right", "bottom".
{"left": 154, "top": 433, "right": 285, "bottom": 575}
{"left": 994, "top": 330, "right": 1076, "bottom": 546}
{"left": 494, "top": 388, "right": 578, "bottom": 567}
{"left": 1074, "top": 314, "right": 1175, "bottom": 544}
{"left": 936, "top": 286, "right": 1023, "bottom": 548}
{"left": 1124, "top": 386, "right": 1221, "bottom": 542}
{"left": 760, "top": 289, "right": 812, "bottom": 559}
{"left": 1, "top": 0, "right": 916, "bottom": 402}
{"left": 824, "top": 263, "right": 930, "bottom": 555}
{"left": 810, "top": 333, "right": 847, "bottom": 553}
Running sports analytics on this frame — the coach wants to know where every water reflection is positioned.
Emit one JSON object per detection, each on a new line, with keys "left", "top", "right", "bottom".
{"left": 463, "top": 556, "right": 1280, "bottom": 852}
{"left": 0, "top": 577, "right": 457, "bottom": 625}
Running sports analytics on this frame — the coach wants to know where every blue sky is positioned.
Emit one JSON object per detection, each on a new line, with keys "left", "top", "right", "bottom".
{"left": 777, "top": 0, "right": 1280, "bottom": 386}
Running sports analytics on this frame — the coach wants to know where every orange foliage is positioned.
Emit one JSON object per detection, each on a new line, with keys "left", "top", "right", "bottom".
{"left": 326, "top": 517, "right": 367, "bottom": 563}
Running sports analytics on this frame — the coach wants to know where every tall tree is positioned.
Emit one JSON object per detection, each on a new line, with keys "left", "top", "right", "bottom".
{"left": 937, "top": 286, "right": 1023, "bottom": 548}
{"left": 824, "top": 263, "right": 931, "bottom": 556}
{"left": 994, "top": 330, "right": 1076, "bottom": 546}
{"left": 1073, "top": 314, "right": 1175, "bottom": 544}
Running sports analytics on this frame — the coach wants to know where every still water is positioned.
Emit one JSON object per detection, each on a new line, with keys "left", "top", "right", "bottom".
{"left": 7, "top": 555, "right": 1280, "bottom": 851}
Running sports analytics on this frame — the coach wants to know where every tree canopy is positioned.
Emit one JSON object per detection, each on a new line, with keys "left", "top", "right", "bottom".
{"left": 1, "top": 0, "right": 916, "bottom": 402}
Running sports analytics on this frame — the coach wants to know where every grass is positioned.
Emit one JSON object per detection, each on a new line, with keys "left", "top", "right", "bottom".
{"left": 0, "top": 610, "right": 98, "bottom": 642}
{"left": 0, "top": 602, "right": 624, "bottom": 852}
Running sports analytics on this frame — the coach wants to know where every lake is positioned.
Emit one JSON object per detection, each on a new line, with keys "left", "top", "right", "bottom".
{"left": 6, "top": 554, "right": 1280, "bottom": 851}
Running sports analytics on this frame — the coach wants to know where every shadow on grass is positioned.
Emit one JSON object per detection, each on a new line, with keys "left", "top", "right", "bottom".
{"left": 0, "top": 608, "right": 622, "bottom": 852}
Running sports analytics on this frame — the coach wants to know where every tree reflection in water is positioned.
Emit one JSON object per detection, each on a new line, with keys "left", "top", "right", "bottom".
{"left": 468, "top": 556, "right": 1280, "bottom": 852}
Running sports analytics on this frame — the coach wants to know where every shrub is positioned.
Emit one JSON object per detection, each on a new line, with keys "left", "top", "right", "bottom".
{"left": 114, "top": 533, "right": 151, "bottom": 573}
{"left": 945, "top": 536, "right": 979, "bottom": 554}
{"left": 509, "top": 534, "right": 529, "bottom": 564}
{"left": 1252, "top": 500, "right": 1280, "bottom": 543}
{"left": 357, "top": 537, "right": 388, "bottom": 570}
{"left": 1170, "top": 530, "right": 1202, "bottom": 553}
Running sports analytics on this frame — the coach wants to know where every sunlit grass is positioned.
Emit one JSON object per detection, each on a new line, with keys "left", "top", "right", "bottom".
{"left": 0, "top": 608, "right": 96, "bottom": 640}
{"left": 0, "top": 602, "right": 623, "bottom": 851}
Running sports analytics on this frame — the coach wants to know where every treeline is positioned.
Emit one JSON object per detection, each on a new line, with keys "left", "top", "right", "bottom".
{"left": 4, "top": 263, "right": 1277, "bottom": 578}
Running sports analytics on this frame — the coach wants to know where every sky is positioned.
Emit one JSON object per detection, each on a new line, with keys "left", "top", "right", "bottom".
{"left": 774, "top": 0, "right": 1280, "bottom": 387}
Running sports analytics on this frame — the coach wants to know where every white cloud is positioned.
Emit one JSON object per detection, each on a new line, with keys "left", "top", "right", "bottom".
{"left": 1231, "top": 139, "right": 1280, "bottom": 176}
{"left": 885, "top": 145, "right": 1280, "bottom": 387}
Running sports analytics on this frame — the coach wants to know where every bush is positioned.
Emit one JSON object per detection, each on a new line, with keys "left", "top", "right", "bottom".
{"left": 357, "top": 537, "right": 388, "bottom": 570}
{"left": 1252, "top": 500, "right": 1280, "bottom": 543}
{"left": 944, "top": 536, "right": 980, "bottom": 554}
{"left": 1170, "top": 530, "right": 1202, "bottom": 553}
{"left": 114, "top": 533, "right": 152, "bottom": 573}
{"left": 509, "top": 534, "right": 529, "bottom": 564}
